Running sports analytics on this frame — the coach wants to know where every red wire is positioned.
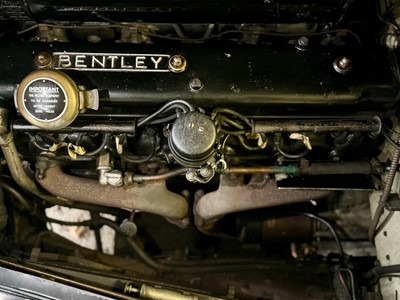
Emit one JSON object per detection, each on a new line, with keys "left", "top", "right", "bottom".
{"left": 338, "top": 271, "right": 352, "bottom": 300}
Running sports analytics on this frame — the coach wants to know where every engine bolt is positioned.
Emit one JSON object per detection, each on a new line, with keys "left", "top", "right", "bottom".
{"left": 298, "top": 36, "right": 309, "bottom": 46}
{"left": 185, "top": 170, "right": 197, "bottom": 182}
{"left": 189, "top": 77, "right": 203, "bottom": 91}
{"left": 199, "top": 166, "right": 213, "bottom": 178}
{"left": 34, "top": 52, "right": 54, "bottom": 68}
{"left": 333, "top": 56, "right": 353, "bottom": 74}
{"left": 168, "top": 55, "right": 187, "bottom": 73}
{"left": 296, "top": 36, "right": 309, "bottom": 51}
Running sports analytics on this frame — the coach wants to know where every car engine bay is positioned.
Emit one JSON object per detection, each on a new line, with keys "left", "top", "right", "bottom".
{"left": 1, "top": 0, "right": 400, "bottom": 299}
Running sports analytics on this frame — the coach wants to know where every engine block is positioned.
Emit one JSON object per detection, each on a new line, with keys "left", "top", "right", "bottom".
{"left": 1, "top": 0, "right": 400, "bottom": 298}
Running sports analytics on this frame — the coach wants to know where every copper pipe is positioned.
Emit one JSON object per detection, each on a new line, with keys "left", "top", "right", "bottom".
{"left": 227, "top": 166, "right": 299, "bottom": 174}
{"left": 226, "top": 162, "right": 372, "bottom": 175}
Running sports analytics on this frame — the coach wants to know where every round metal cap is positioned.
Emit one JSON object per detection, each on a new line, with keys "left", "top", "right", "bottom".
{"left": 15, "top": 70, "right": 79, "bottom": 130}
{"left": 169, "top": 112, "right": 216, "bottom": 167}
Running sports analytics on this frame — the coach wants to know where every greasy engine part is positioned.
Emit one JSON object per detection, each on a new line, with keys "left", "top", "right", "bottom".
{"left": 194, "top": 174, "right": 329, "bottom": 226}
{"left": 168, "top": 111, "right": 217, "bottom": 168}
{"left": 369, "top": 135, "right": 400, "bottom": 242}
{"left": 252, "top": 119, "right": 381, "bottom": 134}
{"left": 138, "top": 283, "right": 206, "bottom": 300}
{"left": 0, "top": 185, "right": 7, "bottom": 231}
{"left": 225, "top": 161, "right": 373, "bottom": 175}
{"left": 197, "top": 214, "right": 315, "bottom": 242}
{"left": 124, "top": 162, "right": 373, "bottom": 187}
{"left": 37, "top": 164, "right": 189, "bottom": 226}
{"left": 13, "top": 118, "right": 137, "bottom": 134}
{"left": 0, "top": 108, "right": 60, "bottom": 204}
{"left": 1, "top": 0, "right": 400, "bottom": 298}
{"left": 249, "top": 215, "right": 315, "bottom": 244}
{"left": 125, "top": 168, "right": 191, "bottom": 184}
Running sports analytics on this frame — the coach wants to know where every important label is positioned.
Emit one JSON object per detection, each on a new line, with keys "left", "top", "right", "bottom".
{"left": 23, "top": 78, "right": 67, "bottom": 121}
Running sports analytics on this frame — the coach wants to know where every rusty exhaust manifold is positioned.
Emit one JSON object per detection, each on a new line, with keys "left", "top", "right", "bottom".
{"left": 38, "top": 165, "right": 189, "bottom": 226}
{"left": 194, "top": 174, "right": 330, "bottom": 226}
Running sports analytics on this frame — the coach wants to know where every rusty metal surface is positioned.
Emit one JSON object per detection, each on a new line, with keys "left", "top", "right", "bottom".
{"left": 261, "top": 215, "right": 314, "bottom": 243}
{"left": 126, "top": 168, "right": 190, "bottom": 183}
{"left": 12, "top": 118, "right": 137, "bottom": 135}
{"left": 0, "top": 108, "right": 8, "bottom": 134}
{"left": 0, "top": 108, "right": 61, "bottom": 204}
{"left": 253, "top": 119, "right": 378, "bottom": 133}
{"left": 194, "top": 174, "right": 329, "bottom": 225}
{"left": 38, "top": 166, "right": 189, "bottom": 223}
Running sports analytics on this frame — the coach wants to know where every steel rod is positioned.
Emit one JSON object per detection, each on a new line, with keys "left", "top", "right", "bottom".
{"left": 12, "top": 119, "right": 136, "bottom": 134}
{"left": 253, "top": 119, "right": 379, "bottom": 133}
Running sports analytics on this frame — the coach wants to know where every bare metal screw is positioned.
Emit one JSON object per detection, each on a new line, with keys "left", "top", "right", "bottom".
{"left": 171, "top": 55, "right": 182, "bottom": 66}
{"left": 298, "top": 36, "right": 309, "bottom": 47}
{"left": 295, "top": 36, "right": 309, "bottom": 51}
{"left": 169, "top": 55, "right": 187, "bottom": 73}
{"left": 199, "top": 166, "right": 213, "bottom": 178}
{"left": 105, "top": 170, "right": 123, "bottom": 187}
{"left": 185, "top": 170, "right": 197, "bottom": 182}
{"left": 189, "top": 78, "right": 203, "bottom": 91}
{"left": 124, "top": 283, "right": 140, "bottom": 295}
{"left": 34, "top": 52, "right": 54, "bottom": 68}
{"left": 338, "top": 57, "right": 350, "bottom": 68}
{"left": 333, "top": 56, "right": 353, "bottom": 74}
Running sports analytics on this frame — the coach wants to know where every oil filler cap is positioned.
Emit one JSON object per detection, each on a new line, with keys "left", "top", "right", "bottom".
{"left": 15, "top": 70, "right": 98, "bottom": 130}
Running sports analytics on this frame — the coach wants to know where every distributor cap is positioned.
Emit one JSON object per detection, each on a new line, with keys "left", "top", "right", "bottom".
{"left": 168, "top": 111, "right": 217, "bottom": 168}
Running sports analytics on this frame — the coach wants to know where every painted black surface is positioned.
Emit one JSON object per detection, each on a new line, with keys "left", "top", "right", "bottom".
{"left": 0, "top": 42, "right": 398, "bottom": 116}
{"left": 1, "top": 0, "right": 347, "bottom": 23}
{"left": 22, "top": 78, "right": 66, "bottom": 121}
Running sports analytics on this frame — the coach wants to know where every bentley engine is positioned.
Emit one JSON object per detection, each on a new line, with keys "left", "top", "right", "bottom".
{"left": 1, "top": 0, "right": 400, "bottom": 299}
